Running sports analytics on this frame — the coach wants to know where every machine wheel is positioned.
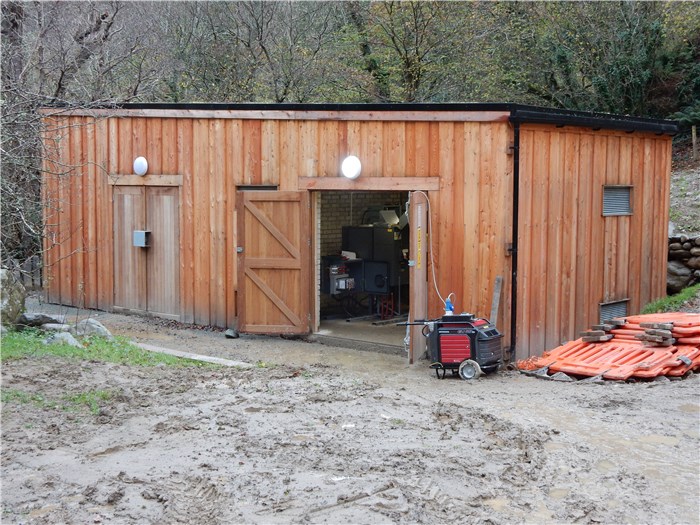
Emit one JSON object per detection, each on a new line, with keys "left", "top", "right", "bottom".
{"left": 458, "top": 359, "right": 482, "bottom": 380}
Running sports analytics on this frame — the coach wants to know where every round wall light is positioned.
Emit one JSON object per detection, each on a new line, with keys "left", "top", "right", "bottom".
{"left": 133, "top": 156, "right": 148, "bottom": 176}
{"left": 341, "top": 155, "right": 362, "bottom": 179}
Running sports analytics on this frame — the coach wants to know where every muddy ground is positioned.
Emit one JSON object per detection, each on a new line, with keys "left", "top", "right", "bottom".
{"left": 2, "top": 302, "right": 700, "bottom": 524}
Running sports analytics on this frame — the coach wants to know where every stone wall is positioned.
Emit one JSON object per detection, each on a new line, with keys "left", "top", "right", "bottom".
{"left": 667, "top": 235, "right": 700, "bottom": 294}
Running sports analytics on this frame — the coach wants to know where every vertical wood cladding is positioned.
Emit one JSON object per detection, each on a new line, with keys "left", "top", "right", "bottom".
{"left": 516, "top": 124, "right": 671, "bottom": 358}
{"left": 41, "top": 111, "right": 671, "bottom": 356}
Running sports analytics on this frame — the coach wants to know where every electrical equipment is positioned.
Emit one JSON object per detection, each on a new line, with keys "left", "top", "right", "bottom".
{"left": 341, "top": 225, "right": 407, "bottom": 287}
{"left": 363, "top": 261, "right": 389, "bottom": 294}
{"left": 342, "top": 226, "right": 374, "bottom": 260}
{"left": 327, "top": 263, "right": 355, "bottom": 296}
{"left": 424, "top": 314, "right": 503, "bottom": 380}
{"left": 330, "top": 273, "right": 355, "bottom": 295}
{"left": 133, "top": 230, "right": 150, "bottom": 248}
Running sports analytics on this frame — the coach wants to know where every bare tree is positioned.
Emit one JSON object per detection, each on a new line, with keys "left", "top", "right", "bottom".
{"left": 1, "top": 1, "right": 162, "bottom": 267}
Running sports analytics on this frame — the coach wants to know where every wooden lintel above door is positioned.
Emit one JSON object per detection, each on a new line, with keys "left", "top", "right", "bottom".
{"left": 108, "top": 174, "right": 183, "bottom": 186}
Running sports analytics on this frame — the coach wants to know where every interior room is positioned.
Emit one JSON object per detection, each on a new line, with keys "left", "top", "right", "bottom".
{"left": 315, "top": 191, "right": 410, "bottom": 351}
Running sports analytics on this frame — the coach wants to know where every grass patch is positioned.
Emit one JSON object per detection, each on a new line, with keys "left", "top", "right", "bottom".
{"left": 1, "top": 388, "right": 54, "bottom": 409}
{"left": 0, "top": 329, "right": 216, "bottom": 368}
{"left": 641, "top": 283, "right": 700, "bottom": 314}
{"left": 62, "top": 390, "right": 113, "bottom": 415}
{"left": 2, "top": 387, "right": 113, "bottom": 415}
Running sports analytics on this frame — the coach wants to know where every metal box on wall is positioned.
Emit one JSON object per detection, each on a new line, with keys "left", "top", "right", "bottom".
{"left": 133, "top": 230, "right": 151, "bottom": 248}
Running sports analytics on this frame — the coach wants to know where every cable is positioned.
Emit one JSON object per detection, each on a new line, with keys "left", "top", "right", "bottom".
{"left": 410, "top": 191, "right": 454, "bottom": 308}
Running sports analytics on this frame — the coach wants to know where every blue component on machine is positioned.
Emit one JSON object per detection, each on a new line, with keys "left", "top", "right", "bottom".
{"left": 445, "top": 298, "right": 454, "bottom": 315}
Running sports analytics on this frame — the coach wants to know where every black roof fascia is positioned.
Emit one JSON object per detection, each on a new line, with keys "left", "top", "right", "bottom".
{"left": 44, "top": 101, "right": 677, "bottom": 134}
{"left": 509, "top": 104, "right": 678, "bottom": 135}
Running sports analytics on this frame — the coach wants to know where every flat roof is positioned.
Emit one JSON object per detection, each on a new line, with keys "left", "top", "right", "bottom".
{"left": 40, "top": 102, "right": 678, "bottom": 135}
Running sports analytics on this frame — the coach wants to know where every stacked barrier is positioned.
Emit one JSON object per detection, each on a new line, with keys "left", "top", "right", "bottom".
{"left": 517, "top": 313, "right": 700, "bottom": 381}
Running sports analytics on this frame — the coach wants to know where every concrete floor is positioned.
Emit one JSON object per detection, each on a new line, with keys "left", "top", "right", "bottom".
{"left": 314, "top": 317, "right": 408, "bottom": 355}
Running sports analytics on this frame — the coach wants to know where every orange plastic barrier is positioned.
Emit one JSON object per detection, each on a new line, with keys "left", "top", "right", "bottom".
{"left": 517, "top": 312, "right": 700, "bottom": 381}
{"left": 625, "top": 313, "right": 700, "bottom": 328}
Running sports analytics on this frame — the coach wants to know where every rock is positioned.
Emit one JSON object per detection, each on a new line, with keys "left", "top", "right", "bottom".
{"left": 695, "top": 237, "right": 700, "bottom": 246}
{"left": 39, "top": 323, "right": 72, "bottom": 332}
{"left": 70, "top": 318, "right": 113, "bottom": 340}
{"left": 680, "top": 234, "right": 689, "bottom": 243}
{"left": 668, "top": 242, "right": 683, "bottom": 251}
{"left": 690, "top": 247, "right": 700, "bottom": 256}
{"left": 688, "top": 257, "right": 700, "bottom": 270}
{"left": 682, "top": 242, "right": 693, "bottom": 250}
{"left": 44, "top": 332, "right": 83, "bottom": 348}
{"left": 667, "top": 261, "right": 693, "bottom": 294}
{"left": 16, "top": 312, "right": 67, "bottom": 329}
{"left": 668, "top": 250, "right": 692, "bottom": 260}
{"left": 0, "top": 268, "right": 26, "bottom": 327}
{"left": 224, "top": 328, "right": 239, "bottom": 339}
{"left": 550, "top": 372, "right": 575, "bottom": 382}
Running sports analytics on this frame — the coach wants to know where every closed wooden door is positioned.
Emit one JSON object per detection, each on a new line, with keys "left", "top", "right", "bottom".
{"left": 237, "top": 191, "right": 310, "bottom": 334}
{"left": 113, "top": 186, "right": 179, "bottom": 319}
{"left": 113, "top": 186, "right": 147, "bottom": 311}
{"left": 146, "top": 187, "right": 180, "bottom": 318}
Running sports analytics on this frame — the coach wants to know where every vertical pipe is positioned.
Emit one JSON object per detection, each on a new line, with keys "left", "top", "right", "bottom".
{"left": 509, "top": 122, "right": 521, "bottom": 361}
{"left": 409, "top": 191, "right": 428, "bottom": 364}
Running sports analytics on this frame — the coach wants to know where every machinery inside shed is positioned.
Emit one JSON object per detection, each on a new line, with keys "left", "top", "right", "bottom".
{"left": 317, "top": 191, "right": 410, "bottom": 348}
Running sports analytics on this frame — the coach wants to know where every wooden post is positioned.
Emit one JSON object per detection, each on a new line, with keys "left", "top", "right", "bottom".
{"left": 692, "top": 125, "right": 697, "bottom": 161}
{"left": 490, "top": 275, "right": 503, "bottom": 326}
{"left": 409, "top": 191, "right": 428, "bottom": 364}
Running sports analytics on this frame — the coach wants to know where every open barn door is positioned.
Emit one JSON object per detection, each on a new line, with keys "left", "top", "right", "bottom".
{"left": 237, "top": 191, "right": 311, "bottom": 334}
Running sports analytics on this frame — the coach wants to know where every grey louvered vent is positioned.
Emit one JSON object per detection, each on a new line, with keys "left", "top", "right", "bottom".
{"left": 603, "top": 186, "right": 632, "bottom": 216}
{"left": 600, "top": 300, "right": 628, "bottom": 324}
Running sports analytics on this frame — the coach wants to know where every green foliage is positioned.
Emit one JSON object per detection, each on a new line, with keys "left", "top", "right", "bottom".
{"left": 2, "top": 387, "right": 114, "bottom": 415}
{"left": 671, "top": 103, "right": 700, "bottom": 128}
{"left": 62, "top": 390, "right": 113, "bottom": 415}
{"left": 641, "top": 284, "right": 700, "bottom": 314}
{"left": 488, "top": 2, "right": 668, "bottom": 114}
{"left": 0, "top": 329, "right": 215, "bottom": 367}
{"left": 1, "top": 388, "right": 53, "bottom": 408}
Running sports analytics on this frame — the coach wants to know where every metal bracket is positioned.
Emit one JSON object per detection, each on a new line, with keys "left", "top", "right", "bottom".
{"left": 678, "top": 355, "right": 692, "bottom": 366}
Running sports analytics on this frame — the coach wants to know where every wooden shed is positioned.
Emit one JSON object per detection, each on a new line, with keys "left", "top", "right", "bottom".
{"left": 39, "top": 103, "right": 677, "bottom": 360}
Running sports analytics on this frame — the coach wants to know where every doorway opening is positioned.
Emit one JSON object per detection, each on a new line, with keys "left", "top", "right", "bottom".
{"left": 314, "top": 191, "right": 410, "bottom": 351}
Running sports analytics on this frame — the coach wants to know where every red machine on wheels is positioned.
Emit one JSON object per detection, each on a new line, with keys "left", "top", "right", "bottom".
{"left": 424, "top": 314, "right": 503, "bottom": 380}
